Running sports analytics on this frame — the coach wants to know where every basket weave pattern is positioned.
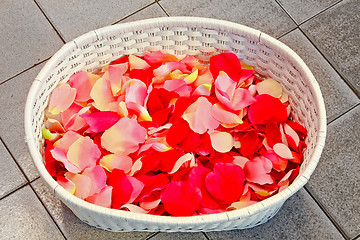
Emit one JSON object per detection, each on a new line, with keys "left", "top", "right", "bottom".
{"left": 25, "top": 17, "right": 326, "bottom": 232}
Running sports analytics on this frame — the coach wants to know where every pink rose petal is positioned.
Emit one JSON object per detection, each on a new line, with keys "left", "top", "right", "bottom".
{"left": 69, "top": 72, "right": 99, "bottom": 102}
{"left": 86, "top": 186, "right": 113, "bottom": 208}
{"left": 244, "top": 156, "right": 274, "bottom": 185}
{"left": 101, "top": 117, "right": 147, "bottom": 155}
{"left": 64, "top": 172, "right": 92, "bottom": 199}
{"left": 67, "top": 137, "right": 101, "bottom": 171}
{"left": 99, "top": 154, "right": 133, "bottom": 173}
{"left": 273, "top": 143, "right": 294, "bottom": 159}
{"left": 90, "top": 78, "right": 116, "bottom": 111}
{"left": 48, "top": 84, "right": 76, "bottom": 114}
{"left": 80, "top": 111, "right": 120, "bottom": 133}
{"left": 108, "top": 63, "right": 128, "bottom": 96}
{"left": 56, "top": 176, "right": 75, "bottom": 194}
{"left": 182, "top": 97, "right": 219, "bottom": 134}
{"left": 83, "top": 165, "right": 107, "bottom": 196}
{"left": 209, "top": 131, "right": 234, "bottom": 153}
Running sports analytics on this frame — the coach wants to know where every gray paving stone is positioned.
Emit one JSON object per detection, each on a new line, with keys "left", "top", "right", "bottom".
{"left": 301, "top": 0, "right": 360, "bottom": 94}
{"left": 31, "top": 178, "right": 152, "bottom": 240}
{"left": 36, "top": 0, "right": 155, "bottom": 42}
{"left": 159, "top": 0, "right": 296, "bottom": 38}
{"left": 151, "top": 232, "right": 207, "bottom": 240}
{"left": 0, "top": 140, "right": 27, "bottom": 198}
{"left": 277, "top": 0, "right": 339, "bottom": 24}
{"left": 0, "top": 0, "right": 63, "bottom": 83}
{"left": 206, "top": 189, "right": 343, "bottom": 240}
{"left": 279, "top": 29, "right": 359, "bottom": 122}
{"left": 119, "top": 3, "right": 167, "bottom": 23}
{"left": 0, "top": 185, "right": 64, "bottom": 240}
{"left": 306, "top": 105, "right": 360, "bottom": 238}
{"left": 0, "top": 64, "right": 46, "bottom": 181}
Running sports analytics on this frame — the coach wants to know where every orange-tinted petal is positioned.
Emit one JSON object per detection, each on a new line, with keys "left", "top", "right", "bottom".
{"left": 90, "top": 78, "right": 116, "bottom": 111}
{"left": 86, "top": 186, "right": 113, "bottom": 208}
{"left": 69, "top": 72, "right": 99, "bottom": 102}
{"left": 128, "top": 54, "right": 150, "bottom": 70}
{"left": 48, "top": 84, "right": 76, "bottom": 114}
{"left": 67, "top": 136, "right": 101, "bottom": 171}
{"left": 108, "top": 62, "right": 128, "bottom": 96}
{"left": 99, "top": 154, "right": 132, "bottom": 173}
{"left": 64, "top": 172, "right": 92, "bottom": 199}
{"left": 101, "top": 117, "right": 147, "bottom": 155}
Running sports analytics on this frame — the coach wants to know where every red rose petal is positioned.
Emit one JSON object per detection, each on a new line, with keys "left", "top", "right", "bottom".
{"left": 240, "top": 130, "right": 260, "bottom": 159}
{"left": 265, "top": 121, "right": 282, "bottom": 148}
{"left": 80, "top": 111, "right": 120, "bottom": 133}
{"left": 210, "top": 53, "right": 242, "bottom": 82}
{"left": 161, "top": 181, "right": 202, "bottom": 216}
{"left": 205, "top": 162, "right": 245, "bottom": 203}
{"left": 248, "top": 94, "right": 288, "bottom": 124}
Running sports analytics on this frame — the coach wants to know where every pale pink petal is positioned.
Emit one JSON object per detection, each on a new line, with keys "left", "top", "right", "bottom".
{"left": 273, "top": 143, "right": 294, "bottom": 159}
{"left": 279, "top": 91, "right": 289, "bottom": 103}
{"left": 51, "top": 147, "right": 80, "bottom": 173}
{"left": 67, "top": 137, "right": 101, "bottom": 171}
{"left": 182, "top": 97, "right": 219, "bottom": 134}
{"left": 83, "top": 165, "right": 107, "bottom": 196}
{"left": 139, "top": 198, "right": 161, "bottom": 211}
{"left": 126, "top": 102, "right": 152, "bottom": 121}
{"left": 61, "top": 103, "right": 82, "bottom": 128}
{"left": 279, "top": 124, "right": 289, "bottom": 146}
{"left": 226, "top": 198, "right": 257, "bottom": 210}
{"left": 118, "top": 101, "right": 129, "bottom": 118}
{"left": 66, "top": 106, "right": 90, "bottom": 131}
{"left": 109, "top": 63, "right": 128, "bottom": 96}
{"left": 53, "top": 131, "right": 82, "bottom": 153}
{"left": 128, "top": 177, "right": 145, "bottom": 203}
{"left": 125, "top": 79, "right": 147, "bottom": 106}
{"left": 129, "top": 54, "right": 150, "bottom": 70}
{"left": 101, "top": 117, "right": 147, "bottom": 155}
{"left": 215, "top": 71, "right": 236, "bottom": 102}
{"left": 248, "top": 84, "right": 257, "bottom": 96}
{"left": 164, "top": 79, "right": 192, "bottom": 97}
{"left": 69, "top": 72, "right": 99, "bottom": 102}
{"left": 209, "top": 131, "right": 234, "bottom": 153}
{"left": 211, "top": 103, "right": 242, "bottom": 125}
{"left": 247, "top": 182, "right": 277, "bottom": 198}
{"left": 264, "top": 150, "right": 287, "bottom": 171}
{"left": 48, "top": 84, "right": 76, "bottom": 114}
{"left": 168, "top": 153, "right": 194, "bottom": 174}
{"left": 128, "top": 157, "right": 142, "bottom": 176}
{"left": 153, "top": 62, "right": 187, "bottom": 76}
{"left": 284, "top": 123, "right": 300, "bottom": 147}
{"left": 233, "top": 156, "right": 249, "bottom": 168}
{"left": 147, "top": 123, "right": 172, "bottom": 135}
{"left": 244, "top": 156, "right": 274, "bottom": 185}
{"left": 45, "top": 118, "right": 65, "bottom": 133}
{"left": 230, "top": 88, "right": 256, "bottom": 110}
{"left": 99, "top": 154, "right": 133, "bottom": 173}
{"left": 256, "top": 78, "right": 283, "bottom": 98}
{"left": 121, "top": 204, "right": 149, "bottom": 214}
{"left": 86, "top": 186, "right": 113, "bottom": 208}
{"left": 65, "top": 172, "right": 92, "bottom": 199}
{"left": 90, "top": 78, "right": 116, "bottom": 111}
{"left": 57, "top": 176, "right": 76, "bottom": 194}
{"left": 192, "top": 84, "right": 211, "bottom": 98}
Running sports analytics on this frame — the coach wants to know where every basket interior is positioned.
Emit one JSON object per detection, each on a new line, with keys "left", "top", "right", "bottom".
{"left": 25, "top": 17, "right": 326, "bottom": 230}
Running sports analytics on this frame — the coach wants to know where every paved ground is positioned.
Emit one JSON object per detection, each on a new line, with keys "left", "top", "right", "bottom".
{"left": 0, "top": 0, "right": 359, "bottom": 239}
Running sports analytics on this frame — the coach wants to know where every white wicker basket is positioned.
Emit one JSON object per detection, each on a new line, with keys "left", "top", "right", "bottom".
{"left": 25, "top": 17, "right": 326, "bottom": 232}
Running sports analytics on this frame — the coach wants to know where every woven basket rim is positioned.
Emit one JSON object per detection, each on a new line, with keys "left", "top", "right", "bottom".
{"left": 25, "top": 16, "right": 326, "bottom": 225}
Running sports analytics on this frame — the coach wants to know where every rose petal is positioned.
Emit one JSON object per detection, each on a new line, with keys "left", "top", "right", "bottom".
{"left": 209, "top": 131, "right": 234, "bottom": 153}
{"left": 182, "top": 97, "right": 219, "bottom": 134}
{"left": 80, "top": 111, "right": 120, "bottom": 133}
{"left": 214, "top": 71, "right": 236, "bottom": 105}
{"left": 264, "top": 150, "right": 288, "bottom": 171}
{"left": 57, "top": 176, "right": 75, "bottom": 194}
{"left": 161, "top": 181, "right": 202, "bottom": 216}
{"left": 51, "top": 147, "right": 80, "bottom": 173}
{"left": 48, "top": 84, "right": 76, "bottom": 114}
{"left": 144, "top": 51, "right": 179, "bottom": 67}
{"left": 53, "top": 131, "right": 82, "bottom": 153}
{"left": 284, "top": 123, "right": 300, "bottom": 147}
{"left": 205, "top": 162, "right": 245, "bottom": 203}
{"left": 230, "top": 87, "right": 256, "bottom": 110}
{"left": 121, "top": 204, "right": 149, "bottom": 214}
{"left": 240, "top": 130, "right": 259, "bottom": 159}
{"left": 211, "top": 103, "right": 242, "bottom": 126}
{"left": 166, "top": 119, "right": 190, "bottom": 147}
{"left": 168, "top": 153, "right": 194, "bottom": 174}
{"left": 273, "top": 143, "right": 294, "bottom": 159}
{"left": 147, "top": 88, "right": 179, "bottom": 116}
{"left": 265, "top": 121, "right": 282, "bottom": 148}
{"left": 90, "top": 78, "right": 116, "bottom": 111}
{"left": 124, "top": 79, "right": 147, "bottom": 106}
{"left": 108, "top": 169, "right": 144, "bottom": 209}
{"left": 101, "top": 117, "right": 147, "bottom": 155}
{"left": 192, "top": 84, "right": 212, "bottom": 98}
{"left": 256, "top": 78, "right": 283, "bottom": 98}
{"left": 248, "top": 94, "right": 288, "bottom": 124}
{"left": 164, "top": 79, "right": 192, "bottom": 97}
{"left": 99, "top": 154, "right": 132, "bottom": 173}
{"left": 86, "top": 186, "right": 113, "bottom": 208}
{"left": 128, "top": 54, "right": 150, "bottom": 70}
{"left": 244, "top": 156, "right": 274, "bottom": 185}
{"left": 45, "top": 118, "right": 65, "bottom": 133}
{"left": 136, "top": 174, "right": 169, "bottom": 201}
{"left": 67, "top": 137, "right": 101, "bottom": 171}
{"left": 232, "top": 156, "right": 249, "bottom": 169}
{"left": 153, "top": 62, "right": 187, "bottom": 77}
{"left": 180, "top": 131, "right": 202, "bottom": 153}
{"left": 64, "top": 172, "right": 92, "bottom": 199}
{"left": 83, "top": 165, "right": 107, "bottom": 196}
{"left": 210, "top": 52, "right": 242, "bottom": 82}
{"left": 69, "top": 72, "right": 99, "bottom": 102}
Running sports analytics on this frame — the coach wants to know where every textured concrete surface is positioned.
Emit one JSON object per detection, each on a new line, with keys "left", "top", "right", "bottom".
{"left": 0, "top": 0, "right": 359, "bottom": 239}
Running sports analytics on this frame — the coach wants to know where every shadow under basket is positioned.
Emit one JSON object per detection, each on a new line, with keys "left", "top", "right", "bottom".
{"left": 24, "top": 17, "right": 326, "bottom": 232}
